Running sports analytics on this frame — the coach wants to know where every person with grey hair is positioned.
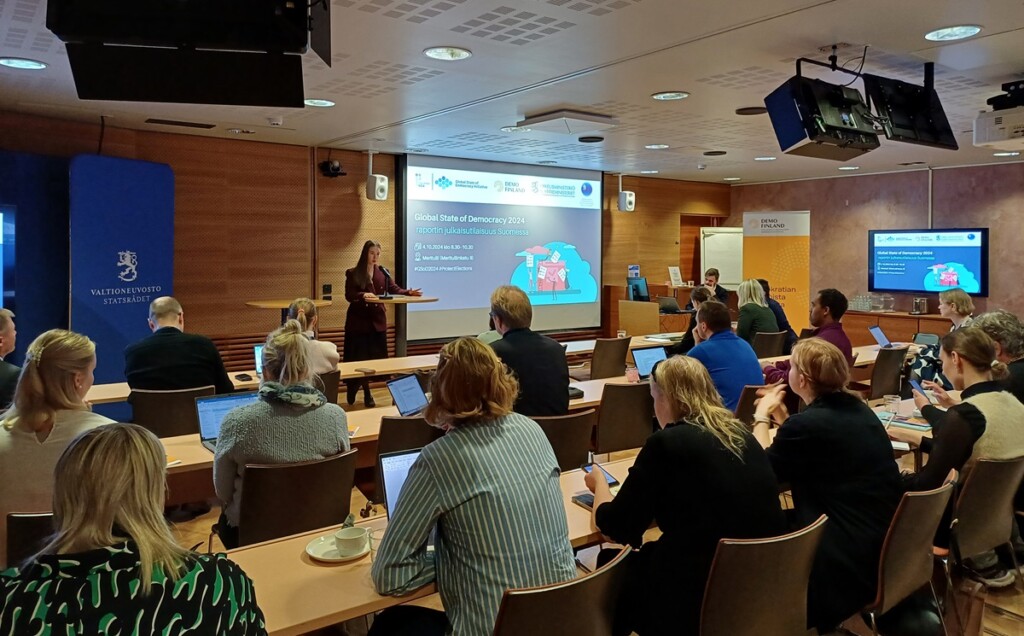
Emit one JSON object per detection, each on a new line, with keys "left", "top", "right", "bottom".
{"left": 0, "top": 309, "right": 17, "bottom": 409}
{"left": 124, "top": 296, "right": 233, "bottom": 394}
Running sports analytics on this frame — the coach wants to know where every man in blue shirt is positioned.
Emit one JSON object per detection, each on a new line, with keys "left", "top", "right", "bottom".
{"left": 687, "top": 301, "right": 764, "bottom": 411}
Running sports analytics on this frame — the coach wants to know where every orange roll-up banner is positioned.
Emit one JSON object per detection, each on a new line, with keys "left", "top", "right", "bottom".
{"left": 743, "top": 212, "right": 810, "bottom": 334}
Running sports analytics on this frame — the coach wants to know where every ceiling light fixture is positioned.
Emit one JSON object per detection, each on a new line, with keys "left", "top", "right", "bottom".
{"left": 645, "top": 143, "right": 669, "bottom": 149}
{"left": 640, "top": 170, "right": 659, "bottom": 174}
{"left": 227, "top": 128, "right": 256, "bottom": 135}
{"left": 0, "top": 57, "right": 47, "bottom": 70}
{"left": 723, "top": 177, "right": 742, "bottom": 181}
{"left": 924, "top": 25, "right": 982, "bottom": 42}
{"left": 304, "top": 98, "right": 335, "bottom": 108}
{"left": 500, "top": 125, "right": 531, "bottom": 133}
{"left": 423, "top": 46, "right": 472, "bottom": 61}
{"left": 838, "top": 165, "right": 860, "bottom": 171}
{"left": 898, "top": 161, "right": 927, "bottom": 166}
{"left": 651, "top": 91, "right": 689, "bottom": 101}
{"left": 736, "top": 106, "right": 769, "bottom": 116}
{"left": 578, "top": 136, "right": 604, "bottom": 143}
{"left": 704, "top": 150, "right": 727, "bottom": 156}
{"left": 754, "top": 156, "right": 777, "bottom": 161}
{"left": 993, "top": 151, "right": 1021, "bottom": 157}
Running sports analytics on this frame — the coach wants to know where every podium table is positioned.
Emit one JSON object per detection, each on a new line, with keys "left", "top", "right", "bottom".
{"left": 246, "top": 298, "right": 332, "bottom": 324}
{"left": 365, "top": 295, "right": 438, "bottom": 356}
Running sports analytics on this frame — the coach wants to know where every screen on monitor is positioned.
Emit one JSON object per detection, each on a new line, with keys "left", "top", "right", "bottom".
{"left": 861, "top": 74, "right": 958, "bottom": 150}
{"left": 403, "top": 156, "right": 602, "bottom": 340}
{"left": 868, "top": 229, "right": 988, "bottom": 296}
{"left": 626, "top": 277, "right": 649, "bottom": 302}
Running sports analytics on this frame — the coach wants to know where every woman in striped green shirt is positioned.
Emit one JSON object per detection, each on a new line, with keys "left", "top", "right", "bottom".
{"left": 370, "top": 337, "right": 576, "bottom": 636}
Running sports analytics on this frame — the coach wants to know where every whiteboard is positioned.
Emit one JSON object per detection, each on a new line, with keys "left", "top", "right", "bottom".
{"left": 700, "top": 227, "right": 743, "bottom": 288}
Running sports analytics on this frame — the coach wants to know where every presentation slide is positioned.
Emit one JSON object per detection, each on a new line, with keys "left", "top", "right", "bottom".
{"left": 404, "top": 156, "right": 602, "bottom": 340}
{"left": 869, "top": 229, "right": 987, "bottom": 295}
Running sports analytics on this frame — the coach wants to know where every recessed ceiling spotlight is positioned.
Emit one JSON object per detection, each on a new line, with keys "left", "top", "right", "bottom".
{"left": 227, "top": 128, "right": 256, "bottom": 135}
{"left": 640, "top": 170, "right": 659, "bottom": 174}
{"left": 651, "top": 91, "right": 690, "bottom": 101}
{"left": 753, "top": 156, "right": 777, "bottom": 161}
{"left": 898, "top": 161, "right": 927, "bottom": 166}
{"left": 735, "top": 106, "right": 768, "bottom": 116}
{"left": 838, "top": 165, "right": 860, "bottom": 171}
{"left": 993, "top": 151, "right": 1021, "bottom": 157}
{"left": 538, "top": 160, "right": 558, "bottom": 164}
{"left": 924, "top": 25, "right": 982, "bottom": 42}
{"left": 578, "top": 136, "right": 604, "bottom": 143}
{"left": 723, "top": 177, "right": 742, "bottom": 182}
{"left": 500, "top": 125, "right": 531, "bottom": 133}
{"left": 303, "top": 98, "right": 335, "bottom": 108}
{"left": 0, "top": 57, "right": 47, "bottom": 70}
{"left": 406, "top": 148, "right": 428, "bottom": 153}
{"left": 423, "top": 46, "right": 472, "bottom": 61}
{"left": 645, "top": 143, "right": 669, "bottom": 149}
{"left": 703, "top": 150, "right": 727, "bottom": 156}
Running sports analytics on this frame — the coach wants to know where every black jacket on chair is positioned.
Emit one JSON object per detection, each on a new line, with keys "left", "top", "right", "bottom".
{"left": 490, "top": 328, "right": 569, "bottom": 417}
{"left": 124, "top": 327, "right": 234, "bottom": 394}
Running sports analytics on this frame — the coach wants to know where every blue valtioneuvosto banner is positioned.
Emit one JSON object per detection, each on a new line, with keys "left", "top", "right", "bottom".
{"left": 69, "top": 155, "right": 174, "bottom": 386}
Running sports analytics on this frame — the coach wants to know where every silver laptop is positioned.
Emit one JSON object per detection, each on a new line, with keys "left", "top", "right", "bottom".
{"left": 868, "top": 325, "right": 894, "bottom": 348}
{"left": 632, "top": 346, "right": 668, "bottom": 380}
{"left": 380, "top": 448, "right": 437, "bottom": 549}
{"left": 254, "top": 344, "right": 264, "bottom": 376}
{"left": 195, "top": 391, "right": 260, "bottom": 452}
{"left": 386, "top": 374, "right": 429, "bottom": 417}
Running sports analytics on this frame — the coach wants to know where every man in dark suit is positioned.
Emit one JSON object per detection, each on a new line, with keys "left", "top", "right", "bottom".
{"left": 124, "top": 296, "right": 234, "bottom": 394}
{"left": 0, "top": 308, "right": 19, "bottom": 408}
{"left": 489, "top": 285, "right": 569, "bottom": 417}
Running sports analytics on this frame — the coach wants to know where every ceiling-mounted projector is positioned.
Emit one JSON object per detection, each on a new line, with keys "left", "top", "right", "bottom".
{"left": 974, "top": 81, "right": 1024, "bottom": 150}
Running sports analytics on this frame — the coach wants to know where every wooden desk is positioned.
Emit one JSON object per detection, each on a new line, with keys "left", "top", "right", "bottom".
{"left": 759, "top": 344, "right": 885, "bottom": 369}
{"left": 247, "top": 299, "right": 332, "bottom": 325}
{"left": 227, "top": 459, "right": 635, "bottom": 635}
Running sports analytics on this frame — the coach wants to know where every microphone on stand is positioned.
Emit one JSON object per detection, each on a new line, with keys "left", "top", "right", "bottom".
{"left": 378, "top": 265, "right": 393, "bottom": 299}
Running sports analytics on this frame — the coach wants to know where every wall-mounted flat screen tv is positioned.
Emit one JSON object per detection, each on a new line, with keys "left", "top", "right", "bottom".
{"left": 868, "top": 228, "right": 988, "bottom": 296}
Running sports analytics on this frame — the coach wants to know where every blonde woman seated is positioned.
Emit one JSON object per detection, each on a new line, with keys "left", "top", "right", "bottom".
{"left": 586, "top": 355, "right": 785, "bottom": 635}
{"left": 735, "top": 278, "right": 779, "bottom": 345}
{"left": 287, "top": 297, "right": 340, "bottom": 376}
{"left": 371, "top": 337, "right": 575, "bottom": 636}
{"left": 0, "top": 424, "right": 266, "bottom": 634}
{"left": 0, "top": 329, "right": 114, "bottom": 568}
{"left": 909, "top": 287, "right": 975, "bottom": 388}
{"left": 214, "top": 320, "right": 350, "bottom": 548}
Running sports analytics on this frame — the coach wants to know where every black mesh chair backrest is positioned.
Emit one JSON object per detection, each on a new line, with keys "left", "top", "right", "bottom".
{"left": 6, "top": 512, "right": 54, "bottom": 567}
{"left": 317, "top": 369, "right": 341, "bottom": 404}
{"left": 532, "top": 409, "right": 597, "bottom": 472}
{"left": 867, "top": 347, "right": 908, "bottom": 400}
{"left": 953, "top": 457, "right": 1024, "bottom": 560}
{"left": 237, "top": 448, "right": 358, "bottom": 546}
{"left": 595, "top": 383, "right": 655, "bottom": 454}
{"left": 128, "top": 385, "right": 216, "bottom": 438}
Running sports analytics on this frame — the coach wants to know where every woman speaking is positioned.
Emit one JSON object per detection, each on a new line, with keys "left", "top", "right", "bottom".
{"left": 344, "top": 240, "right": 421, "bottom": 407}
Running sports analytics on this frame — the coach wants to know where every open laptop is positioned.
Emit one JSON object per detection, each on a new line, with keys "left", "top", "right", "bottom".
{"left": 380, "top": 448, "right": 438, "bottom": 549}
{"left": 631, "top": 345, "right": 667, "bottom": 380}
{"left": 254, "top": 344, "right": 264, "bottom": 376}
{"left": 868, "top": 325, "right": 895, "bottom": 349}
{"left": 195, "top": 391, "right": 260, "bottom": 452}
{"left": 386, "top": 374, "right": 429, "bottom": 417}
{"left": 656, "top": 296, "right": 686, "bottom": 314}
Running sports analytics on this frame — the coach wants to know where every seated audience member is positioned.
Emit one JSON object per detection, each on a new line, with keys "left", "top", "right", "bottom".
{"left": 124, "top": 296, "right": 233, "bottom": 394}
{"left": 488, "top": 285, "right": 569, "bottom": 416}
{"left": 928, "top": 309, "right": 1024, "bottom": 406}
{"left": 753, "top": 339, "right": 902, "bottom": 632}
{"left": 763, "top": 288, "right": 853, "bottom": 383}
{"left": 371, "top": 337, "right": 575, "bottom": 636}
{"left": 287, "top": 297, "right": 340, "bottom": 376}
{"left": 702, "top": 267, "right": 729, "bottom": 304}
{"left": 758, "top": 279, "right": 797, "bottom": 353}
{"left": 0, "top": 329, "right": 114, "bottom": 568}
{"left": 686, "top": 301, "right": 763, "bottom": 411}
{"left": 587, "top": 355, "right": 786, "bottom": 635}
{"left": 667, "top": 287, "right": 712, "bottom": 356}
{"left": 0, "top": 424, "right": 266, "bottom": 634}
{"left": 890, "top": 327, "right": 1024, "bottom": 587}
{"left": 476, "top": 315, "right": 501, "bottom": 345}
{"left": 0, "top": 308, "right": 18, "bottom": 408}
{"left": 735, "top": 279, "right": 779, "bottom": 345}
{"left": 908, "top": 288, "right": 975, "bottom": 389}
{"left": 213, "top": 320, "right": 350, "bottom": 549}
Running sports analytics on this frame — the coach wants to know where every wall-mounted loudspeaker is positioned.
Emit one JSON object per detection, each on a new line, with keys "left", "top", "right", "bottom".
{"left": 617, "top": 190, "right": 636, "bottom": 212}
{"left": 366, "top": 174, "right": 388, "bottom": 201}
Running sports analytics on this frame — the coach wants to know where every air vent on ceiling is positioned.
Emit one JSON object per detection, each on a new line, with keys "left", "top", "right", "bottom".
{"left": 145, "top": 118, "right": 216, "bottom": 129}
{"left": 517, "top": 109, "right": 618, "bottom": 134}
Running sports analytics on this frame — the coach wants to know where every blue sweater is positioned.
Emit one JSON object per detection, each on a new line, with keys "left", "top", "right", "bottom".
{"left": 687, "top": 331, "right": 764, "bottom": 411}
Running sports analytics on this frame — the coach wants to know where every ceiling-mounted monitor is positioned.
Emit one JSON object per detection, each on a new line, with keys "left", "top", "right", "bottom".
{"left": 861, "top": 74, "right": 958, "bottom": 150}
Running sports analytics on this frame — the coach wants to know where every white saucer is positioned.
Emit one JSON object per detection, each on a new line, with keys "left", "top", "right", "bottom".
{"left": 305, "top": 535, "right": 370, "bottom": 563}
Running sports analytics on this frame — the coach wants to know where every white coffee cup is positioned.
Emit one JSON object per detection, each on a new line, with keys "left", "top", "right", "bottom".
{"left": 334, "top": 527, "right": 369, "bottom": 557}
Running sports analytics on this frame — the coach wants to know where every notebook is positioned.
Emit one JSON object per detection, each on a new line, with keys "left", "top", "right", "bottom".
{"left": 632, "top": 346, "right": 667, "bottom": 380}
{"left": 868, "top": 325, "right": 894, "bottom": 349}
{"left": 386, "top": 374, "right": 429, "bottom": 417}
{"left": 254, "top": 344, "right": 264, "bottom": 376}
{"left": 195, "top": 391, "right": 260, "bottom": 452}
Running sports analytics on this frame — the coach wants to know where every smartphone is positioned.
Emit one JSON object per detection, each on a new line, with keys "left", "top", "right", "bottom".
{"left": 582, "top": 463, "right": 619, "bottom": 487}
{"left": 908, "top": 378, "right": 925, "bottom": 394}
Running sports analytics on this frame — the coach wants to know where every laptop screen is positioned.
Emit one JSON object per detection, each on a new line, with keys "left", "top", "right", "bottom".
{"left": 868, "top": 325, "right": 891, "bottom": 348}
{"left": 380, "top": 449, "right": 422, "bottom": 517}
{"left": 195, "top": 392, "right": 260, "bottom": 441}
{"left": 387, "top": 374, "right": 428, "bottom": 417}
{"left": 632, "top": 346, "right": 667, "bottom": 379}
{"left": 254, "top": 344, "right": 264, "bottom": 375}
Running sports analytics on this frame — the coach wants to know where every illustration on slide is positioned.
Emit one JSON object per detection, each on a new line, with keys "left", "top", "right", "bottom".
{"left": 921, "top": 262, "right": 979, "bottom": 293}
{"left": 511, "top": 241, "right": 598, "bottom": 305}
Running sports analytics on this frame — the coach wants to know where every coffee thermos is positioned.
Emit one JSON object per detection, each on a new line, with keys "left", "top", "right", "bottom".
{"left": 911, "top": 297, "right": 929, "bottom": 315}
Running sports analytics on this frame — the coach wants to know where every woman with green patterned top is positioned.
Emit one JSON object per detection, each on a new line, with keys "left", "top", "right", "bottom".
{"left": 0, "top": 423, "right": 266, "bottom": 635}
